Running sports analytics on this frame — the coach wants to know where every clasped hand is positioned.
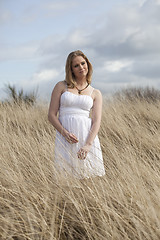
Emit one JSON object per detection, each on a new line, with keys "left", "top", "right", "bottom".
{"left": 65, "top": 132, "right": 78, "bottom": 144}
{"left": 64, "top": 132, "right": 92, "bottom": 160}
{"left": 77, "top": 144, "right": 91, "bottom": 160}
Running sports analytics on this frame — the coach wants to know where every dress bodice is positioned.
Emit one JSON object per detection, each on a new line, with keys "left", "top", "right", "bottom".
{"left": 59, "top": 91, "right": 93, "bottom": 118}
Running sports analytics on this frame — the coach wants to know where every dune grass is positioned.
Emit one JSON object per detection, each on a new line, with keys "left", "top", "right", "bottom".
{"left": 0, "top": 95, "right": 160, "bottom": 239}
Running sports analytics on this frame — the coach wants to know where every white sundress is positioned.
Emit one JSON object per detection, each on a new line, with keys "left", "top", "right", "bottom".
{"left": 54, "top": 88, "right": 105, "bottom": 179}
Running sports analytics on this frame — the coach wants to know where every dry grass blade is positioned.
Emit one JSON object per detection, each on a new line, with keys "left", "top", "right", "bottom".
{"left": 0, "top": 91, "right": 160, "bottom": 239}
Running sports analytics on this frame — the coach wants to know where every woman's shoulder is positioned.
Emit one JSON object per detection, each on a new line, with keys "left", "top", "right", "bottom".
{"left": 55, "top": 80, "right": 66, "bottom": 88}
{"left": 53, "top": 80, "right": 66, "bottom": 92}
{"left": 92, "top": 88, "right": 102, "bottom": 99}
{"left": 51, "top": 81, "right": 66, "bottom": 97}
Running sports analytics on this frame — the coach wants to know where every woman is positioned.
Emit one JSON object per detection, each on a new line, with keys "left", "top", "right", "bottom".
{"left": 48, "top": 50, "right": 105, "bottom": 178}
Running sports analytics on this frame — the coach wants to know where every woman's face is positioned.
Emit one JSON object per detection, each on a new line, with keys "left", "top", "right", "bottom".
{"left": 71, "top": 56, "right": 88, "bottom": 80}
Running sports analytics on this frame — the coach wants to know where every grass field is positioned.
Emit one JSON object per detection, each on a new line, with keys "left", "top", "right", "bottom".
{"left": 0, "top": 93, "right": 160, "bottom": 239}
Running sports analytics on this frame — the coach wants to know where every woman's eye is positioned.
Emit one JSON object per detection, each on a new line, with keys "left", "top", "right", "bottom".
{"left": 74, "top": 61, "right": 85, "bottom": 68}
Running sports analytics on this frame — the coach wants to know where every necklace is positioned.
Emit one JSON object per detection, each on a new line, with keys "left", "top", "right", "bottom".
{"left": 75, "top": 83, "right": 89, "bottom": 94}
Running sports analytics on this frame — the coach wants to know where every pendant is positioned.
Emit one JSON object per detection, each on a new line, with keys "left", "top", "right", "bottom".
{"left": 75, "top": 83, "right": 89, "bottom": 95}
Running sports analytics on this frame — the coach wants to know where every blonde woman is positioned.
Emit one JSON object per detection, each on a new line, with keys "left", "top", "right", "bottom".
{"left": 48, "top": 50, "right": 105, "bottom": 178}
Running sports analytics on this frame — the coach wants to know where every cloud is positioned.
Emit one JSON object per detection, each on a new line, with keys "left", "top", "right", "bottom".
{"left": 35, "top": 0, "right": 160, "bottom": 97}
{"left": 13, "top": 68, "right": 61, "bottom": 101}
{"left": 43, "top": 0, "right": 77, "bottom": 13}
{"left": 103, "top": 60, "right": 133, "bottom": 72}
{"left": 77, "top": 0, "right": 160, "bottom": 60}
{"left": 156, "top": 0, "right": 160, "bottom": 5}
{"left": 131, "top": 59, "right": 160, "bottom": 79}
{"left": 0, "top": 10, "right": 12, "bottom": 25}
{"left": 1, "top": 0, "right": 160, "bottom": 101}
{"left": 69, "top": 30, "right": 91, "bottom": 47}
{"left": 32, "top": 69, "right": 59, "bottom": 84}
{"left": 38, "top": 0, "right": 160, "bottom": 59}
{"left": 0, "top": 42, "right": 38, "bottom": 62}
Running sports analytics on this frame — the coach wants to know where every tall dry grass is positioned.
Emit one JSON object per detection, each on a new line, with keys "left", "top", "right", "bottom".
{"left": 0, "top": 96, "right": 160, "bottom": 239}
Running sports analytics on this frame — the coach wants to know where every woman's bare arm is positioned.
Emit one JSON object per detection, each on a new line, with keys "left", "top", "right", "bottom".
{"left": 85, "top": 89, "right": 102, "bottom": 146}
{"left": 77, "top": 89, "right": 102, "bottom": 159}
{"left": 48, "top": 81, "right": 78, "bottom": 143}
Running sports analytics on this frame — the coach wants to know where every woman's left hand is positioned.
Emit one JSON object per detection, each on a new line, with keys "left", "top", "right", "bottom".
{"left": 77, "top": 144, "right": 92, "bottom": 160}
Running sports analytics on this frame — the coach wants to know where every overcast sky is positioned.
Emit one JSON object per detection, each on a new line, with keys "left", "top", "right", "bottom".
{"left": 0, "top": 0, "right": 160, "bottom": 101}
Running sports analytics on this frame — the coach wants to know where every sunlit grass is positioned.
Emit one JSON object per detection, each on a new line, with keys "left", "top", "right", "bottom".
{"left": 0, "top": 95, "right": 160, "bottom": 239}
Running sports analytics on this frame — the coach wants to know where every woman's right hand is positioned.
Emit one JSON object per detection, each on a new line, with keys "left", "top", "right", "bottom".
{"left": 63, "top": 130, "right": 78, "bottom": 144}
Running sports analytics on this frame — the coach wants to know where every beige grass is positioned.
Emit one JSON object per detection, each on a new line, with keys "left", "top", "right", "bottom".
{"left": 0, "top": 98, "right": 160, "bottom": 240}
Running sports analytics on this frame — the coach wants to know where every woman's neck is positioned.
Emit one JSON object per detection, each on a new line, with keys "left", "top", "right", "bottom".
{"left": 75, "top": 77, "right": 87, "bottom": 87}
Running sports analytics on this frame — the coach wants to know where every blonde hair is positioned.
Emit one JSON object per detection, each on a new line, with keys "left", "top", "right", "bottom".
{"left": 65, "top": 50, "right": 93, "bottom": 88}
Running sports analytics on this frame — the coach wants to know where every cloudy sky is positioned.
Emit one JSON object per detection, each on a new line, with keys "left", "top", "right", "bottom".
{"left": 1, "top": 0, "right": 160, "bottom": 101}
